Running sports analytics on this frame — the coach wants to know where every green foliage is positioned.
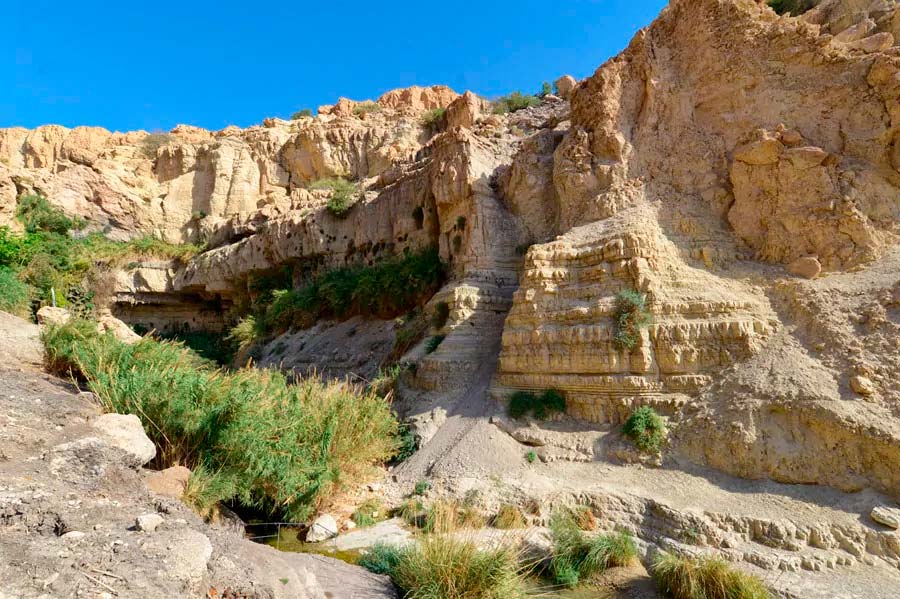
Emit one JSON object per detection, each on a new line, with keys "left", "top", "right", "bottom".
{"left": 538, "top": 81, "right": 552, "bottom": 98}
{"left": 393, "top": 422, "right": 418, "bottom": 463}
{"left": 41, "top": 322, "right": 400, "bottom": 521}
{"left": 424, "top": 500, "right": 460, "bottom": 534}
{"left": 291, "top": 108, "right": 313, "bottom": 119}
{"left": 0, "top": 266, "right": 31, "bottom": 316}
{"left": 421, "top": 108, "right": 446, "bottom": 130}
{"left": 613, "top": 289, "right": 651, "bottom": 350}
{"left": 525, "top": 450, "right": 537, "bottom": 464}
{"left": 309, "top": 178, "right": 360, "bottom": 218}
{"left": 492, "top": 504, "right": 525, "bottom": 530}
{"left": 414, "top": 480, "right": 431, "bottom": 496}
{"left": 622, "top": 406, "right": 666, "bottom": 454}
{"left": 506, "top": 389, "right": 566, "bottom": 420}
{"left": 360, "top": 537, "right": 527, "bottom": 599}
{"left": 140, "top": 133, "right": 173, "bottom": 158}
{"left": 652, "top": 551, "right": 772, "bottom": 599}
{"left": 767, "top": 0, "right": 812, "bottom": 15}
{"left": 492, "top": 91, "right": 542, "bottom": 114}
{"left": 431, "top": 301, "right": 450, "bottom": 330}
{"left": 17, "top": 194, "right": 81, "bottom": 234}
{"left": 227, "top": 316, "right": 266, "bottom": 358}
{"left": 352, "top": 498, "right": 384, "bottom": 528}
{"left": 353, "top": 101, "right": 381, "bottom": 116}
{"left": 424, "top": 335, "right": 445, "bottom": 354}
{"left": 161, "top": 329, "right": 236, "bottom": 366}
{"left": 359, "top": 543, "right": 404, "bottom": 576}
{"left": 261, "top": 248, "right": 445, "bottom": 335}
{"left": 396, "top": 498, "right": 425, "bottom": 526}
{"left": 548, "top": 510, "right": 637, "bottom": 587}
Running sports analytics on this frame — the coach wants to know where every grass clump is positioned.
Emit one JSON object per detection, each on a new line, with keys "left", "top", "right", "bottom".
{"left": 424, "top": 334, "right": 445, "bottom": 354}
{"left": 414, "top": 480, "right": 432, "bottom": 496}
{"left": 140, "top": 132, "right": 173, "bottom": 158}
{"left": 421, "top": 108, "right": 446, "bottom": 130}
{"left": 309, "top": 177, "right": 360, "bottom": 218}
{"left": 492, "top": 504, "right": 526, "bottom": 529}
{"left": 397, "top": 498, "right": 425, "bottom": 526}
{"left": 493, "top": 91, "right": 541, "bottom": 114}
{"left": 767, "top": 0, "right": 813, "bottom": 15}
{"left": 291, "top": 108, "right": 313, "bottom": 119}
{"left": 548, "top": 510, "right": 637, "bottom": 588}
{"left": 360, "top": 537, "right": 526, "bottom": 599}
{"left": 0, "top": 266, "right": 31, "bottom": 317}
{"left": 42, "top": 322, "right": 400, "bottom": 521}
{"left": 507, "top": 389, "right": 566, "bottom": 420}
{"left": 525, "top": 450, "right": 537, "bottom": 464}
{"left": 612, "top": 289, "right": 651, "bottom": 350}
{"left": 652, "top": 551, "right": 771, "bottom": 599}
{"left": 622, "top": 406, "right": 666, "bottom": 454}
{"left": 352, "top": 498, "right": 384, "bottom": 528}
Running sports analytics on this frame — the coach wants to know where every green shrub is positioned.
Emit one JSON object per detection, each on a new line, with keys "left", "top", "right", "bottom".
{"left": 0, "top": 266, "right": 31, "bottom": 317}
{"left": 492, "top": 504, "right": 525, "bottom": 529}
{"left": 652, "top": 551, "right": 771, "bottom": 599}
{"left": 309, "top": 178, "right": 360, "bottom": 218}
{"left": 291, "top": 108, "right": 313, "bottom": 119}
{"left": 353, "top": 101, "right": 381, "bottom": 116}
{"left": 421, "top": 108, "right": 446, "bottom": 130}
{"left": 159, "top": 330, "right": 236, "bottom": 366}
{"left": 359, "top": 543, "right": 404, "bottom": 576}
{"left": 507, "top": 389, "right": 566, "bottom": 420}
{"left": 352, "top": 498, "right": 384, "bottom": 528}
{"left": 140, "top": 132, "right": 173, "bottom": 158}
{"left": 261, "top": 248, "right": 446, "bottom": 334}
{"left": 622, "top": 406, "right": 666, "bottom": 454}
{"left": 768, "top": 0, "right": 813, "bottom": 15}
{"left": 525, "top": 450, "right": 537, "bottom": 464}
{"left": 396, "top": 498, "right": 425, "bottom": 526}
{"left": 548, "top": 510, "right": 637, "bottom": 587}
{"left": 430, "top": 301, "right": 450, "bottom": 330}
{"left": 538, "top": 81, "right": 552, "bottom": 98}
{"left": 414, "top": 480, "right": 431, "bottom": 496}
{"left": 16, "top": 194, "right": 81, "bottom": 235}
{"left": 226, "top": 316, "right": 265, "bottom": 359}
{"left": 424, "top": 335, "right": 445, "bottom": 354}
{"left": 613, "top": 289, "right": 651, "bottom": 350}
{"left": 492, "top": 91, "right": 542, "bottom": 114}
{"left": 361, "top": 537, "right": 526, "bottom": 599}
{"left": 42, "top": 322, "right": 400, "bottom": 521}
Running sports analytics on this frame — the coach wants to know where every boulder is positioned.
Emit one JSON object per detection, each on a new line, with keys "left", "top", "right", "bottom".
{"left": 135, "top": 513, "right": 164, "bottom": 532}
{"left": 850, "top": 375, "right": 876, "bottom": 396}
{"left": 554, "top": 75, "right": 578, "bottom": 100}
{"left": 306, "top": 513, "right": 339, "bottom": 542}
{"left": 788, "top": 256, "right": 822, "bottom": 279}
{"left": 92, "top": 413, "right": 156, "bottom": 467}
{"left": 36, "top": 306, "right": 71, "bottom": 327}
{"left": 97, "top": 312, "right": 142, "bottom": 344}
{"left": 446, "top": 91, "right": 487, "bottom": 130}
{"left": 144, "top": 465, "right": 192, "bottom": 498}
{"left": 871, "top": 506, "right": 900, "bottom": 529}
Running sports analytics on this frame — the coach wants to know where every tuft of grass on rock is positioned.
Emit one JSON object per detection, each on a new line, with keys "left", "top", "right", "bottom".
{"left": 652, "top": 551, "right": 772, "bottom": 599}
{"left": 414, "top": 480, "right": 432, "bottom": 496}
{"left": 525, "top": 450, "right": 537, "bottom": 464}
{"left": 492, "top": 504, "right": 526, "bottom": 530}
{"left": 622, "top": 406, "right": 666, "bottom": 454}
{"left": 613, "top": 289, "right": 651, "bottom": 350}
{"left": 309, "top": 177, "right": 360, "bottom": 218}
{"left": 421, "top": 108, "right": 446, "bottom": 130}
{"left": 352, "top": 498, "right": 384, "bottom": 528}
{"left": 548, "top": 509, "right": 637, "bottom": 587}
{"left": 291, "top": 108, "right": 313, "bottom": 119}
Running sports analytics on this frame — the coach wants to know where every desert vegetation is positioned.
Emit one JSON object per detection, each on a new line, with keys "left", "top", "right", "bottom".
{"left": 353, "top": 101, "right": 381, "bottom": 116}
{"left": 309, "top": 177, "right": 361, "bottom": 218}
{"left": 42, "top": 321, "right": 401, "bottom": 520}
{"left": 140, "top": 132, "right": 174, "bottom": 158}
{"left": 507, "top": 388, "right": 566, "bottom": 420}
{"left": 0, "top": 194, "right": 201, "bottom": 318}
{"left": 652, "top": 551, "right": 771, "bottom": 599}
{"left": 622, "top": 406, "right": 667, "bottom": 454}
{"left": 492, "top": 91, "right": 542, "bottom": 114}
{"left": 612, "top": 289, "right": 651, "bottom": 350}
{"left": 421, "top": 107, "right": 446, "bottom": 130}
{"left": 547, "top": 509, "right": 637, "bottom": 588}
{"left": 291, "top": 108, "right": 313, "bottom": 119}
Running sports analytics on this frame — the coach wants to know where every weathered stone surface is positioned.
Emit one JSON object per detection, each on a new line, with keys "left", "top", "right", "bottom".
{"left": 554, "top": 74, "right": 578, "bottom": 100}
{"left": 872, "top": 506, "right": 900, "bottom": 529}
{"left": 144, "top": 465, "right": 192, "bottom": 499}
{"left": 35, "top": 306, "right": 71, "bottom": 326}
{"left": 789, "top": 256, "right": 823, "bottom": 279}
{"left": 135, "top": 513, "right": 164, "bottom": 532}
{"left": 92, "top": 413, "right": 157, "bottom": 467}
{"left": 307, "top": 514, "right": 339, "bottom": 542}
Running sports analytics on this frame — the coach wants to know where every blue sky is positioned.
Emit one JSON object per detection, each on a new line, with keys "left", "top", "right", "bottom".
{"left": 5, "top": 0, "right": 667, "bottom": 132}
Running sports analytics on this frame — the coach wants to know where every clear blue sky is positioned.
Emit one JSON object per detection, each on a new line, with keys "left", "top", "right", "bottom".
{"left": 5, "top": 1, "right": 667, "bottom": 132}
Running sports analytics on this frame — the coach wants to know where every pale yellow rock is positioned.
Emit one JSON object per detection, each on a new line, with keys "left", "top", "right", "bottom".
{"left": 850, "top": 375, "right": 876, "bottom": 396}
{"left": 789, "top": 256, "right": 823, "bottom": 279}
{"left": 554, "top": 75, "right": 578, "bottom": 100}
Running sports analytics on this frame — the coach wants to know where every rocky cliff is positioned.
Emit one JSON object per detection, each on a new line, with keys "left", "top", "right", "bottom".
{"left": 3, "top": 0, "right": 900, "bottom": 595}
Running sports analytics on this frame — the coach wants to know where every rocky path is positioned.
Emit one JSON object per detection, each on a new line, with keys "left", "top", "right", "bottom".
{"left": 0, "top": 311, "right": 395, "bottom": 599}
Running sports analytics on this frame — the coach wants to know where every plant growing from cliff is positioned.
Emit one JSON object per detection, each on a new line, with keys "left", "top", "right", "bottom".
{"left": 538, "top": 81, "right": 552, "bottom": 98}
{"left": 612, "top": 289, "right": 651, "bottom": 350}
{"left": 548, "top": 509, "right": 637, "bottom": 588}
{"left": 413, "top": 480, "right": 431, "bottom": 496}
{"left": 16, "top": 194, "right": 82, "bottom": 234}
{"left": 622, "top": 406, "right": 666, "bottom": 454}
{"left": 309, "top": 177, "right": 360, "bottom": 218}
{"left": 525, "top": 450, "right": 537, "bottom": 464}
{"left": 492, "top": 91, "right": 541, "bottom": 114}
{"left": 507, "top": 389, "right": 566, "bottom": 420}
{"left": 291, "top": 108, "right": 313, "bottom": 119}
{"left": 431, "top": 301, "right": 450, "bottom": 330}
{"left": 652, "top": 551, "right": 771, "bottom": 599}
{"left": 353, "top": 101, "right": 380, "bottom": 116}
{"left": 140, "top": 132, "right": 173, "bottom": 158}
{"left": 421, "top": 108, "right": 446, "bottom": 131}
{"left": 767, "top": 0, "right": 813, "bottom": 16}
{"left": 42, "top": 321, "right": 401, "bottom": 521}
